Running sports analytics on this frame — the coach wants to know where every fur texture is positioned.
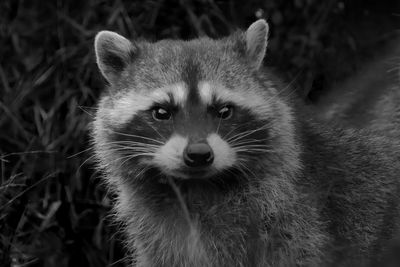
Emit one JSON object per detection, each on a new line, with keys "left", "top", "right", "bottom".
{"left": 314, "top": 38, "right": 400, "bottom": 137}
{"left": 91, "top": 20, "right": 400, "bottom": 266}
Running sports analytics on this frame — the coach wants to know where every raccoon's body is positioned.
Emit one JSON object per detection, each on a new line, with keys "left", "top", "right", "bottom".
{"left": 92, "top": 20, "right": 400, "bottom": 266}
{"left": 314, "top": 38, "right": 400, "bottom": 136}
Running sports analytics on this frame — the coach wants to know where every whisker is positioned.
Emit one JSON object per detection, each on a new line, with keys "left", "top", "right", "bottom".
{"left": 109, "top": 145, "right": 156, "bottom": 150}
{"left": 234, "top": 150, "right": 272, "bottom": 154}
{"left": 108, "top": 148, "right": 157, "bottom": 154}
{"left": 78, "top": 105, "right": 95, "bottom": 117}
{"left": 144, "top": 121, "right": 167, "bottom": 141}
{"left": 110, "top": 153, "right": 155, "bottom": 168}
{"left": 226, "top": 123, "right": 270, "bottom": 141}
{"left": 233, "top": 163, "right": 251, "bottom": 182}
{"left": 105, "top": 140, "right": 160, "bottom": 147}
{"left": 222, "top": 120, "right": 268, "bottom": 140}
{"left": 216, "top": 115, "right": 223, "bottom": 134}
{"left": 106, "top": 147, "right": 155, "bottom": 156}
{"left": 233, "top": 144, "right": 272, "bottom": 149}
{"left": 231, "top": 138, "right": 270, "bottom": 147}
{"left": 236, "top": 150, "right": 272, "bottom": 154}
{"left": 77, "top": 154, "right": 97, "bottom": 172}
{"left": 68, "top": 147, "right": 93, "bottom": 159}
{"left": 105, "top": 145, "right": 159, "bottom": 154}
{"left": 108, "top": 144, "right": 158, "bottom": 151}
{"left": 119, "top": 155, "right": 153, "bottom": 169}
{"left": 226, "top": 124, "right": 270, "bottom": 144}
{"left": 133, "top": 165, "right": 151, "bottom": 180}
{"left": 266, "top": 70, "right": 301, "bottom": 105}
{"left": 237, "top": 161, "right": 258, "bottom": 180}
{"left": 234, "top": 149, "right": 273, "bottom": 153}
{"left": 108, "top": 130, "right": 164, "bottom": 145}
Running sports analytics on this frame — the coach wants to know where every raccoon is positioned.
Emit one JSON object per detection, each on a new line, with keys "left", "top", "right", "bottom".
{"left": 92, "top": 20, "right": 400, "bottom": 266}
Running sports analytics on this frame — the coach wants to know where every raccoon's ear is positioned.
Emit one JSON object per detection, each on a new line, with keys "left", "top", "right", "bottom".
{"left": 245, "top": 19, "right": 269, "bottom": 69}
{"left": 94, "top": 31, "right": 137, "bottom": 84}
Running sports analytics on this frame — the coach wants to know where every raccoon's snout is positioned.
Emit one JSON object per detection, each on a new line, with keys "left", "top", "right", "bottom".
{"left": 183, "top": 143, "right": 214, "bottom": 167}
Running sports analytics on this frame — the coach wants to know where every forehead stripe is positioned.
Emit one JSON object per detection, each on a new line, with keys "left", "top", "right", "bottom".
{"left": 151, "top": 83, "right": 187, "bottom": 106}
{"left": 199, "top": 81, "right": 213, "bottom": 105}
{"left": 198, "top": 81, "right": 272, "bottom": 118}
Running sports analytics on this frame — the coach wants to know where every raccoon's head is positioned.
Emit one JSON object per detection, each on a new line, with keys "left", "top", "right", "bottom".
{"left": 92, "top": 20, "right": 299, "bottom": 183}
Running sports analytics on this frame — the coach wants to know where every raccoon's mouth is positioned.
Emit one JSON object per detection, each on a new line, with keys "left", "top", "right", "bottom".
{"left": 167, "top": 168, "right": 214, "bottom": 180}
{"left": 154, "top": 166, "right": 243, "bottom": 184}
{"left": 146, "top": 163, "right": 224, "bottom": 181}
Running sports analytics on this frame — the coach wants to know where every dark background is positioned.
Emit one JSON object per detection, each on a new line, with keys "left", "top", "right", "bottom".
{"left": 0, "top": 0, "right": 399, "bottom": 266}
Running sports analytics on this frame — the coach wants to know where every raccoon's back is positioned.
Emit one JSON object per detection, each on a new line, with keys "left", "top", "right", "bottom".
{"left": 299, "top": 121, "right": 400, "bottom": 265}
{"left": 313, "top": 38, "right": 400, "bottom": 135}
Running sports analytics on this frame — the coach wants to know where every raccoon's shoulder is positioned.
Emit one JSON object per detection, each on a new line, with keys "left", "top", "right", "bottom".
{"left": 298, "top": 118, "right": 400, "bottom": 181}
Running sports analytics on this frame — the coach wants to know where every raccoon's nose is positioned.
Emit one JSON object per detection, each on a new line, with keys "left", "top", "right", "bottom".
{"left": 183, "top": 143, "right": 214, "bottom": 167}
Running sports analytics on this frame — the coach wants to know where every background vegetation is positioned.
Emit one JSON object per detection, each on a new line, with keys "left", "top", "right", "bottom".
{"left": 1, "top": 0, "right": 399, "bottom": 266}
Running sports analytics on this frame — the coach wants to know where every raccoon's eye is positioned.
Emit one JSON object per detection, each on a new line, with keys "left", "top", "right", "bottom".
{"left": 152, "top": 107, "right": 171, "bottom": 121}
{"left": 217, "top": 105, "right": 233, "bottom": 120}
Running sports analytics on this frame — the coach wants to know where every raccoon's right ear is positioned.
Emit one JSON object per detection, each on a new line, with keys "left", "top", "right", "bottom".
{"left": 94, "top": 31, "right": 137, "bottom": 84}
{"left": 245, "top": 19, "right": 269, "bottom": 70}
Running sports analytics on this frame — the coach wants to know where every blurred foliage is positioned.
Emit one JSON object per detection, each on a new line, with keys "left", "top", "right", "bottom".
{"left": 0, "top": 0, "right": 399, "bottom": 266}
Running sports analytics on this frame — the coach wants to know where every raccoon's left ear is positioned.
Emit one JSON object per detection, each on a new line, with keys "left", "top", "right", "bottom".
{"left": 245, "top": 19, "right": 269, "bottom": 69}
{"left": 94, "top": 31, "right": 137, "bottom": 84}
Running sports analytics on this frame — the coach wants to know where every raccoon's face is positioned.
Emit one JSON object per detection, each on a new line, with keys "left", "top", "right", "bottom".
{"left": 136, "top": 82, "right": 238, "bottom": 179}
{"left": 93, "top": 20, "right": 297, "bottom": 181}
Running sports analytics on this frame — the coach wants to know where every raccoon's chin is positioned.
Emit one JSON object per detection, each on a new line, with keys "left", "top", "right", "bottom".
{"left": 145, "top": 165, "right": 241, "bottom": 185}
{"left": 143, "top": 167, "right": 243, "bottom": 190}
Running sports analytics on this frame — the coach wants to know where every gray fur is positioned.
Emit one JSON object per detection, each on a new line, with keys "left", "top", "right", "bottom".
{"left": 314, "top": 37, "right": 400, "bottom": 136}
{"left": 92, "top": 20, "right": 400, "bottom": 266}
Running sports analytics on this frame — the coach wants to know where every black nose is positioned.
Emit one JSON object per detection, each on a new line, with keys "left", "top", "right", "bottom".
{"left": 183, "top": 143, "right": 214, "bottom": 167}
